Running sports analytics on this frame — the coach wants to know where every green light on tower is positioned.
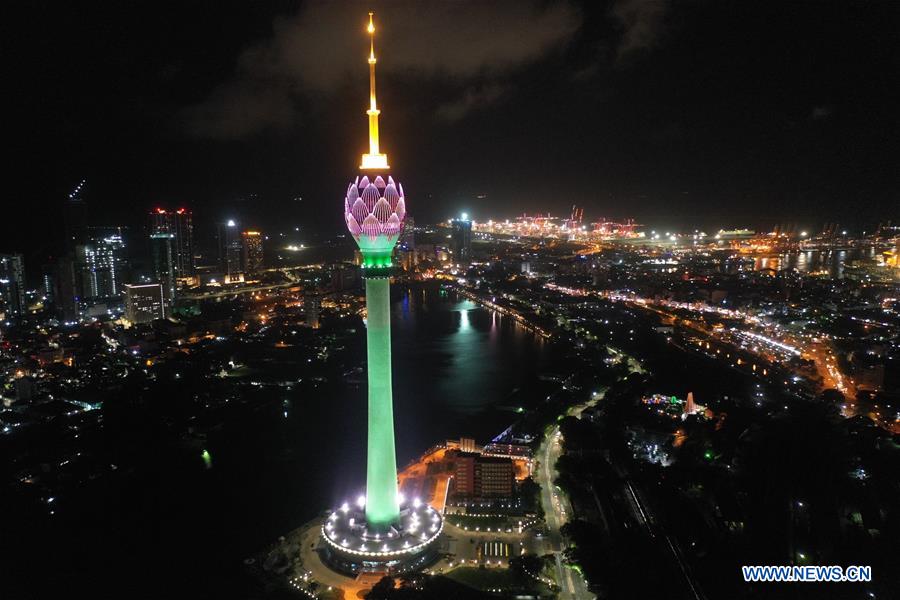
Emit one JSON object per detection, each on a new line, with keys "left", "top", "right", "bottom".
{"left": 344, "top": 177, "right": 406, "bottom": 530}
{"left": 347, "top": 201, "right": 405, "bottom": 529}
{"left": 362, "top": 275, "right": 399, "bottom": 527}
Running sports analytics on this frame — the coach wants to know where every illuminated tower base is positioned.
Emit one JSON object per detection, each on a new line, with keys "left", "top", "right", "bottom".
{"left": 321, "top": 496, "right": 443, "bottom": 576}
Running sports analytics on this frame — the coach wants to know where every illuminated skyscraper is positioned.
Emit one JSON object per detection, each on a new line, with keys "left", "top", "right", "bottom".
{"left": 398, "top": 216, "right": 417, "bottom": 271}
{"left": 323, "top": 13, "right": 441, "bottom": 574}
{"left": 76, "top": 228, "right": 127, "bottom": 300}
{"left": 150, "top": 211, "right": 177, "bottom": 304}
{"left": 450, "top": 214, "right": 472, "bottom": 264}
{"left": 150, "top": 208, "right": 195, "bottom": 294}
{"left": 0, "top": 254, "right": 26, "bottom": 318}
{"left": 400, "top": 216, "right": 416, "bottom": 251}
{"left": 241, "top": 230, "right": 264, "bottom": 273}
{"left": 216, "top": 220, "right": 243, "bottom": 279}
{"left": 124, "top": 283, "right": 166, "bottom": 324}
{"left": 305, "top": 294, "right": 320, "bottom": 329}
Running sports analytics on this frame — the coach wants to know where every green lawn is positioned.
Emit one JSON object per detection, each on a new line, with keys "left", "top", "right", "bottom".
{"left": 446, "top": 566, "right": 519, "bottom": 589}
{"left": 445, "top": 567, "right": 554, "bottom": 597}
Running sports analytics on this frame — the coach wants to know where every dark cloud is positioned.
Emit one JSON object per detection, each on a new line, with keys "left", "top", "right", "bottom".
{"left": 436, "top": 83, "right": 507, "bottom": 122}
{"left": 611, "top": 0, "right": 669, "bottom": 60}
{"left": 182, "top": 81, "right": 298, "bottom": 140}
{"left": 810, "top": 105, "right": 834, "bottom": 120}
{"left": 182, "top": 0, "right": 581, "bottom": 139}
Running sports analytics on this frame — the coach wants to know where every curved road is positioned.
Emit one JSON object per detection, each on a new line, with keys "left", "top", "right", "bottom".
{"left": 534, "top": 395, "right": 598, "bottom": 600}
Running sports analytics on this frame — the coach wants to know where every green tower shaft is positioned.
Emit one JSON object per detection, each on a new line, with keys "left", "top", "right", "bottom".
{"left": 363, "top": 275, "right": 400, "bottom": 528}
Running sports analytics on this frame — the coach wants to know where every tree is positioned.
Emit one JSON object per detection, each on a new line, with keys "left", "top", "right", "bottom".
{"left": 365, "top": 576, "right": 396, "bottom": 600}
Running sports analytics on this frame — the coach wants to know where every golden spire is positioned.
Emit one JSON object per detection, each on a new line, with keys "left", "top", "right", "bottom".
{"left": 361, "top": 12, "right": 389, "bottom": 170}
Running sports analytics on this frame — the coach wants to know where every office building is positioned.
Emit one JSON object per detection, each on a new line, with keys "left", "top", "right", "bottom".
{"left": 305, "top": 295, "right": 320, "bottom": 329}
{"left": 476, "top": 455, "right": 515, "bottom": 498}
{"left": 450, "top": 215, "right": 472, "bottom": 264}
{"left": 150, "top": 230, "right": 176, "bottom": 301}
{"left": 397, "top": 216, "right": 417, "bottom": 271}
{"left": 52, "top": 257, "right": 79, "bottom": 320}
{"left": 124, "top": 283, "right": 165, "bottom": 324}
{"left": 0, "top": 254, "right": 26, "bottom": 317}
{"left": 242, "top": 230, "right": 264, "bottom": 274}
{"left": 217, "top": 220, "right": 243, "bottom": 279}
{"left": 149, "top": 208, "right": 195, "bottom": 285}
{"left": 76, "top": 228, "right": 127, "bottom": 300}
{"left": 453, "top": 452, "right": 515, "bottom": 499}
{"left": 400, "top": 216, "right": 416, "bottom": 250}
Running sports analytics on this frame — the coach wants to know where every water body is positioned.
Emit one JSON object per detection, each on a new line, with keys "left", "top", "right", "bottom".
{"left": 209, "top": 289, "right": 556, "bottom": 590}
{"left": 750, "top": 247, "right": 877, "bottom": 278}
{"left": 11, "top": 287, "right": 554, "bottom": 597}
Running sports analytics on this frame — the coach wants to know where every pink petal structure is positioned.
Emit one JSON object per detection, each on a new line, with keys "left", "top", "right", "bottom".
{"left": 344, "top": 175, "right": 406, "bottom": 242}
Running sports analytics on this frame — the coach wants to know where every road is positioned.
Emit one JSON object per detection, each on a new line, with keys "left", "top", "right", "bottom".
{"left": 534, "top": 395, "right": 599, "bottom": 600}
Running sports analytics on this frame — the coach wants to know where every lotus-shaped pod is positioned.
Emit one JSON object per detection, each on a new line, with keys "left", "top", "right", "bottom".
{"left": 344, "top": 175, "right": 406, "bottom": 252}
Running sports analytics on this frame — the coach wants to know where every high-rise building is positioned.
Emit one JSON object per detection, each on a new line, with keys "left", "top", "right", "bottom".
{"left": 241, "top": 230, "right": 264, "bottom": 274}
{"left": 216, "top": 220, "right": 243, "bottom": 279}
{"left": 149, "top": 208, "right": 195, "bottom": 283}
{"left": 397, "top": 216, "right": 417, "bottom": 271}
{"left": 450, "top": 215, "right": 472, "bottom": 264}
{"left": 0, "top": 254, "right": 26, "bottom": 318}
{"left": 41, "top": 271, "right": 54, "bottom": 305}
{"left": 305, "top": 294, "right": 320, "bottom": 329}
{"left": 331, "top": 264, "right": 360, "bottom": 291}
{"left": 76, "top": 228, "right": 127, "bottom": 300}
{"left": 64, "top": 180, "right": 88, "bottom": 248}
{"left": 323, "top": 13, "right": 441, "bottom": 575}
{"left": 124, "top": 283, "right": 166, "bottom": 324}
{"left": 54, "top": 181, "right": 87, "bottom": 320}
{"left": 52, "top": 256, "right": 79, "bottom": 320}
{"left": 149, "top": 230, "right": 176, "bottom": 302}
{"left": 400, "top": 216, "right": 416, "bottom": 250}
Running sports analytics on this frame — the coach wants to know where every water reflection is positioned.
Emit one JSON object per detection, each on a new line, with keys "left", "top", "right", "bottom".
{"left": 459, "top": 307, "right": 471, "bottom": 332}
{"left": 392, "top": 291, "right": 548, "bottom": 428}
{"left": 750, "top": 248, "right": 874, "bottom": 278}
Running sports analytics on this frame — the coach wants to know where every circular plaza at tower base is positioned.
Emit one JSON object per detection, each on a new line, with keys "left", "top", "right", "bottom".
{"left": 320, "top": 499, "right": 443, "bottom": 575}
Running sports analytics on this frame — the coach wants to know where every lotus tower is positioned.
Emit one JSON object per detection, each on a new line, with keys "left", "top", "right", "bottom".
{"left": 321, "top": 13, "right": 442, "bottom": 575}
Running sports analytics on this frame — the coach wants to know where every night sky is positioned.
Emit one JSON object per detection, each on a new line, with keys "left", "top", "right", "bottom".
{"left": 3, "top": 0, "right": 898, "bottom": 260}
